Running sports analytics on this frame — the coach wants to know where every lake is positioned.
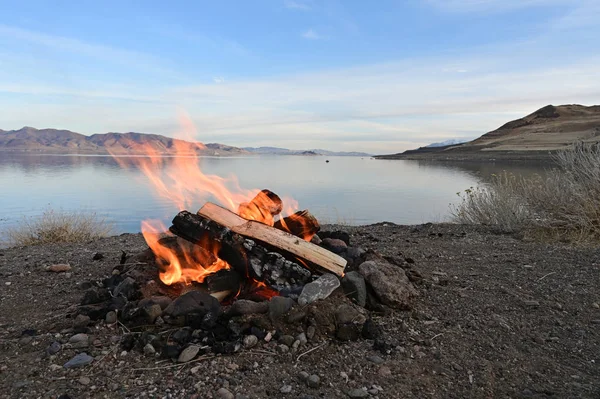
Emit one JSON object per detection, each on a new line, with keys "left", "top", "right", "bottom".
{"left": 0, "top": 153, "right": 550, "bottom": 233}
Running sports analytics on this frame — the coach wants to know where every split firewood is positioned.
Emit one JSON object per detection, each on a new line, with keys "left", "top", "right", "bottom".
{"left": 238, "top": 189, "right": 283, "bottom": 226}
{"left": 197, "top": 202, "right": 347, "bottom": 276}
{"left": 274, "top": 210, "right": 320, "bottom": 241}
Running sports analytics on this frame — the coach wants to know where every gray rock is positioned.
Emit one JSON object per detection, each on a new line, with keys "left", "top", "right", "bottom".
{"left": 307, "top": 374, "right": 320, "bottom": 388}
{"left": 296, "top": 332, "right": 308, "bottom": 346}
{"left": 47, "top": 341, "right": 61, "bottom": 355}
{"left": 105, "top": 311, "right": 117, "bottom": 324}
{"left": 164, "top": 291, "right": 221, "bottom": 318}
{"left": 336, "top": 323, "right": 360, "bottom": 341}
{"left": 49, "top": 364, "right": 62, "bottom": 372}
{"left": 280, "top": 384, "right": 293, "bottom": 393}
{"left": 143, "top": 343, "right": 156, "bottom": 356}
{"left": 69, "top": 333, "right": 89, "bottom": 348}
{"left": 229, "top": 299, "right": 269, "bottom": 315}
{"left": 321, "top": 238, "right": 347, "bottom": 254}
{"left": 277, "top": 344, "right": 290, "bottom": 353}
{"left": 113, "top": 277, "right": 138, "bottom": 300}
{"left": 359, "top": 261, "right": 417, "bottom": 309}
{"left": 279, "top": 335, "right": 295, "bottom": 347}
{"left": 178, "top": 345, "right": 200, "bottom": 363}
{"left": 335, "top": 304, "right": 366, "bottom": 325}
{"left": 139, "top": 296, "right": 173, "bottom": 310}
{"left": 216, "top": 387, "right": 235, "bottom": 399}
{"left": 243, "top": 335, "right": 258, "bottom": 348}
{"left": 268, "top": 296, "right": 295, "bottom": 320}
{"left": 306, "top": 326, "right": 316, "bottom": 341}
{"left": 63, "top": 353, "right": 94, "bottom": 368}
{"left": 341, "top": 271, "right": 367, "bottom": 307}
{"left": 143, "top": 304, "right": 163, "bottom": 324}
{"left": 346, "top": 388, "right": 369, "bottom": 398}
{"left": 298, "top": 371, "right": 310, "bottom": 381}
{"left": 298, "top": 274, "right": 340, "bottom": 306}
{"left": 366, "top": 355, "right": 385, "bottom": 364}
{"left": 73, "top": 314, "right": 90, "bottom": 328}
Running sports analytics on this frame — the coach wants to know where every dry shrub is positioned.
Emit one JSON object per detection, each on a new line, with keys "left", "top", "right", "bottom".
{"left": 2, "top": 208, "right": 113, "bottom": 247}
{"left": 451, "top": 142, "right": 600, "bottom": 242}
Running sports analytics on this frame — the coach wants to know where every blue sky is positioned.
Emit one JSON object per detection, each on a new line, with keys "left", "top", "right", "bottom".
{"left": 0, "top": 0, "right": 599, "bottom": 153}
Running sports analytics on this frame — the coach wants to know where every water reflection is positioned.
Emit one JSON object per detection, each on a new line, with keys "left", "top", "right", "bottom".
{"left": 0, "top": 153, "right": 550, "bottom": 232}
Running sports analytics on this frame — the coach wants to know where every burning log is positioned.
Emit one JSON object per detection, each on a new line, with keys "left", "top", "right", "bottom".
{"left": 198, "top": 202, "right": 346, "bottom": 276}
{"left": 274, "top": 210, "right": 320, "bottom": 241}
{"left": 238, "top": 189, "right": 283, "bottom": 226}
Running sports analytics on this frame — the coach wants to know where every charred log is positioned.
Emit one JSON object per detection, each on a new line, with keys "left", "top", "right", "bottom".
{"left": 238, "top": 189, "right": 283, "bottom": 225}
{"left": 274, "top": 210, "right": 320, "bottom": 241}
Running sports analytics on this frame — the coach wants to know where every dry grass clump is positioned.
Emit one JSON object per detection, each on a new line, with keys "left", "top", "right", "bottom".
{"left": 451, "top": 142, "right": 600, "bottom": 243}
{"left": 2, "top": 208, "right": 113, "bottom": 247}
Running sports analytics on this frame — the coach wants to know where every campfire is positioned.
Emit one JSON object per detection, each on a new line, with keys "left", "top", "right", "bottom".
{"left": 75, "top": 119, "right": 416, "bottom": 362}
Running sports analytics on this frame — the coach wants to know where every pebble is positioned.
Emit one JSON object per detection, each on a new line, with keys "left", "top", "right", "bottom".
{"left": 307, "top": 374, "right": 320, "bottom": 388}
{"left": 216, "top": 387, "right": 235, "bottom": 399}
{"left": 63, "top": 353, "right": 94, "bottom": 369}
{"left": 277, "top": 344, "right": 290, "bottom": 353}
{"left": 69, "top": 333, "right": 89, "bottom": 348}
{"left": 79, "top": 376, "right": 91, "bottom": 385}
{"left": 346, "top": 388, "right": 369, "bottom": 398}
{"left": 336, "top": 304, "right": 366, "bottom": 325}
{"left": 366, "top": 355, "right": 385, "bottom": 364}
{"left": 524, "top": 300, "right": 540, "bottom": 307}
{"left": 143, "top": 343, "right": 156, "bottom": 356}
{"left": 178, "top": 345, "right": 200, "bottom": 363}
{"left": 298, "top": 371, "right": 310, "bottom": 381}
{"left": 243, "top": 335, "right": 258, "bottom": 348}
{"left": 279, "top": 335, "right": 295, "bottom": 347}
{"left": 280, "top": 384, "right": 293, "bottom": 393}
{"left": 296, "top": 332, "right": 308, "bottom": 346}
{"left": 46, "top": 264, "right": 71, "bottom": 273}
{"left": 5, "top": 281, "right": 11, "bottom": 286}
{"left": 306, "top": 326, "right": 316, "bottom": 341}
{"left": 268, "top": 296, "right": 295, "bottom": 320}
{"left": 105, "top": 311, "right": 117, "bottom": 324}
{"left": 47, "top": 341, "right": 61, "bottom": 355}
{"left": 592, "top": 302, "right": 600, "bottom": 309}
{"left": 49, "top": 364, "right": 62, "bottom": 372}
{"left": 73, "top": 314, "right": 90, "bottom": 328}
{"left": 378, "top": 365, "right": 392, "bottom": 376}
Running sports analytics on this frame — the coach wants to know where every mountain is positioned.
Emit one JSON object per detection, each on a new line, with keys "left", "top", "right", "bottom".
{"left": 377, "top": 104, "right": 600, "bottom": 160}
{"left": 425, "top": 139, "right": 468, "bottom": 148}
{"left": 243, "top": 146, "right": 371, "bottom": 157}
{"left": 0, "top": 127, "right": 248, "bottom": 155}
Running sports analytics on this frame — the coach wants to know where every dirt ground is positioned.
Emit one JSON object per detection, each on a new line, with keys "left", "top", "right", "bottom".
{"left": 0, "top": 223, "right": 599, "bottom": 398}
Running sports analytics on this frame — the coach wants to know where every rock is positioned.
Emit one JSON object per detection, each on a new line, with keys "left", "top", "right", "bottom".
{"left": 92, "top": 252, "right": 104, "bottom": 261}
{"left": 298, "top": 274, "right": 340, "bottom": 306}
{"left": 229, "top": 299, "right": 269, "bottom": 315}
{"left": 46, "top": 264, "right": 71, "bottom": 273}
{"left": 298, "top": 371, "right": 310, "bottom": 381}
{"left": 73, "top": 314, "right": 90, "bottom": 329}
{"left": 361, "top": 318, "right": 382, "bottom": 340}
{"left": 69, "top": 333, "right": 89, "bottom": 348}
{"left": 306, "top": 326, "right": 316, "bottom": 341}
{"left": 216, "top": 387, "right": 235, "bottom": 399}
{"left": 341, "top": 272, "right": 367, "bottom": 307}
{"left": 523, "top": 300, "right": 540, "bottom": 307}
{"left": 19, "top": 336, "right": 33, "bottom": 345}
{"left": 78, "top": 376, "right": 91, "bottom": 385}
{"left": 47, "top": 341, "right": 61, "bottom": 355}
{"left": 307, "top": 374, "right": 320, "bottom": 388}
{"left": 49, "top": 364, "right": 62, "bottom": 372}
{"left": 164, "top": 291, "right": 221, "bottom": 318}
{"left": 321, "top": 238, "right": 347, "bottom": 254}
{"left": 243, "top": 335, "right": 258, "bottom": 348}
{"left": 279, "top": 335, "right": 295, "bottom": 347}
{"left": 143, "top": 304, "right": 163, "bottom": 324}
{"left": 336, "top": 304, "right": 366, "bottom": 325}
{"left": 311, "top": 235, "right": 322, "bottom": 245}
{"left": 143, "top": 343, "right": 156, "bottom": 356}
{"left": 336, "top": 323, "right": 360, "bottom": 341}
{"left": 378, "top": 365, "right": 392, "bottom": 376}
{"left": 277, "top": 344, "right": 290, "bottom": 353}
{"left": 105, "top": 311, "right": 117, "bottom": 324}
{"left": 280, "top": 385, "right": 293, "bottom": 393}
{"left": 113, "top": 277, "right": 139, "bottom": 300}
{"left": 139, "top": 296, "right": 173, "bottom": 311}
{"left": 178, "top": 345, "right": 201, "bottom": 363}
{"left": 268, "top": 296, "right": 295, "bottom": 320}
{"left": 366, "top": 355, "right": 385, "bottom": 364}
{"left": 319, "top": 231, "right": 350, "bottom": 245}
{"left": 359, "top": 261, "right": 417, "bottom": 309}
{"left": 296, "top": 332, "right": 308, "bottom": 346}
{"left": 63, "top": 353, "right": 94, "bottom": 368}
{"left": 346, "top": 388, "right": 369, "bottom": 398}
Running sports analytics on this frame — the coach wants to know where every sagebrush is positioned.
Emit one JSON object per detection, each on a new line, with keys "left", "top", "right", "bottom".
{"left": 451, "top": 142, "right": 600, "bottom": 242}
{"left": 2, "top": 208, "right": 113, "bottom": 247}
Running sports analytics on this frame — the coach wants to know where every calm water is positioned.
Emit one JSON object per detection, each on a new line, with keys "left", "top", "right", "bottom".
{"left": 0, "top": 153, "right": 550, "bottom": 233}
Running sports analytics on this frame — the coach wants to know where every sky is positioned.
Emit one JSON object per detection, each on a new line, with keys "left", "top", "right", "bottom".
{"left": 0, "top": 0, "right": 599, "bottom": 154}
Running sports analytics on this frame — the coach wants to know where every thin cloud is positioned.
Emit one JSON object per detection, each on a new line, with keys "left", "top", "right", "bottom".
{"left": 301, "top": 29, "right": 321, "bottom": 40}
{"left": 213, "top": 77, "right": 226, "bottom": 84}
{"left": 426, "top": 0, "right": 569, "bottom": 13}
{"left": 285, "top": 0, "right": 311, "bottom": 11}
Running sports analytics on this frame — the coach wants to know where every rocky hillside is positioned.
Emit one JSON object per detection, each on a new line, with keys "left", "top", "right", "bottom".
{"left": 378, "top": 104, "right": 600, "bottom": 159}
{"left": 0, "top": 127, "right": 247, "bottom": 155}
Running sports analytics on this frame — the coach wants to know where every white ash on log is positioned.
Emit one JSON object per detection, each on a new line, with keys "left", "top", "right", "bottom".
{"left": 198, "top": 202, "right": 347, "bottom": 276}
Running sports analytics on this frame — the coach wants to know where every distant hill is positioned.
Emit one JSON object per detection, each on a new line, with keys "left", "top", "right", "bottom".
{"left": 425, "top": 139, "right": 468, "bottom": 148}
{"left": 0, "top": 127, "right": 247, "bottom": 156}
{"left": 377, "top": 104, "right": 600, "bottom": 160}
{"left": 244, "top": 146, "right": 371, "bottom": 157}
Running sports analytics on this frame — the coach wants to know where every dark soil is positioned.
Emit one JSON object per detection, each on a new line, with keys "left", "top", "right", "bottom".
{"left": 1, "top": 224, "right": 599, "bottom": 398}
